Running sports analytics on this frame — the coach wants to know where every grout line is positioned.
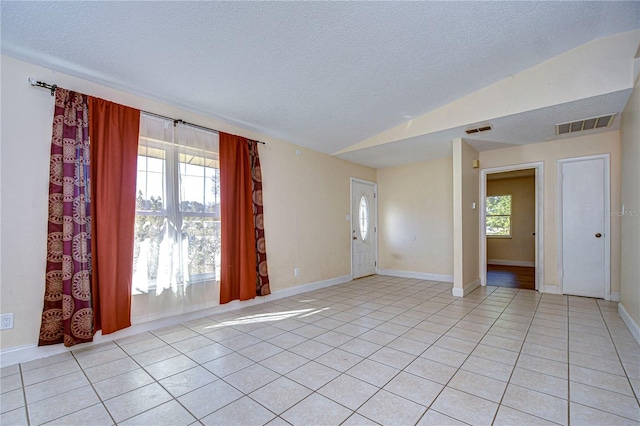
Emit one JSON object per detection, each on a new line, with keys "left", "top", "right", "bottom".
{"left": 18, "top": 364, "right": 31, "bottom": 426}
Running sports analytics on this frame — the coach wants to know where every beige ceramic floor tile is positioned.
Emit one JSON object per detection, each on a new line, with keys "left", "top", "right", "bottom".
{"left": 224, "top": 364, "right": 280, "bottom": 394}
{"left": 286, "top": 361, "right": 340, "bottom": 390}
{"left": 405, "top": 357, "right": 457, "bottom": 385}
{"left": 93, "top": 368, "right": 154, "bottom": 401}
{"left": 202, "top": 353, "right": 254, "bottom": 378}
{"left": 493, "top": 405, "right": 558, "bottom": 425}
{"left": 357, "top": 390, "right": 426, "bottom": 426}
{"left": 569, "top": 381, "right": 640, "bottom": 421}
{"left": 119, "top": 336, "right": 168, "bottom": 356}
{"left": 0, "top": 407, "right": 28, "bottom": 425}
{"left": 159, "top": 365, "right": 218, "bottom": 397}
{"left": 259, "top": 350, "right": 309, "bottom": 375}
{"left": 417, "top": 409, "right": 468, "bottom": 425}
{"left": 44, "top": 403, "right": 113, "bottom": 426}
{"left": 200, "top": 396, "right": 275, "bottom": 426}
{"left": 25, "top": 370, "right": 89, "bottom": 404}
{"left": 569, "top": 402, "right": 640, "bottom": 426}
{"left": 502, "top": 383, "right": 568, "bottom": 425}
{"left": 249, "top": 377, "right": 312, "bottom": 415}
{"left": 318, "top": 374, "right": 379, "bottom": 411}
{"left": 281, "top": 393, "right": 352, "bottom": 426}
{"left": 421, "top": 345, "right": 468, "bottom": 368}
{"left": 430, "top": 387, "right": 498, "bottom": 426}
{"left": 28, "top": 385, "right": 100, "bottom": 425}
{"left": 0, "top": 388, "right": 24, "bottom": 414}
{"left": 383, "top": 371, "right": 444, "bottom": 407}
{"left": 120, "top": 399, "right": 196, "bottom": 426}
{"left": 347, "top": 359, "right": 398, "bottom": 387}
{"left": 342, "top": 412, "right": 381, "bottom": 425}
{"left": 510, "top": 367, "right": 568, "bottom": 399}
{"left": 315, "top": 348, "right": 363, "bottom": 372}
{"left": 368, "top": 346, "right": 416, "bottom": 369}
{"left": 448, "top": 369, "right": 507, "bottom": 403}
{"left": 103, "top": 382, "right": 172, "bottom": 423}
{"left": 21, "top": 359, "right": 81, "bottom": 386}
{"left": 178, "top": 380, "right": 243, "bottom": 420}
{"left": 516, "top": 353, "right": 568, "bottom": 379}
{"left": 145, "top": 354, "right": 198, "bottom": 381}
{"left": 461, "top": 355, "right": 514, "bottom": 382}
{"left": 570, "top": 364, "right": 635, "bottom": 396}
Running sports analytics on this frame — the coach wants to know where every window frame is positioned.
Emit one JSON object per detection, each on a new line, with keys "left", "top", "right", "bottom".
{"left": 486, "top": 194, "right": 512, "bottom": 238}
{"left": 133, "top": 130, "right": 221, "bottom": 292}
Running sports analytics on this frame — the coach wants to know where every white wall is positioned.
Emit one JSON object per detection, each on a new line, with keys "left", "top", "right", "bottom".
{"left": 480, "top": 132, "right": 622, "bottom": 295}
{"left": 377, "top": 158, "right": 453, "bottom": 279}
{"left": 0, "top": 56, "right": 375, "bottom": 351}
{"left": 620, "top": 79, "right": 640, "bottom": 332}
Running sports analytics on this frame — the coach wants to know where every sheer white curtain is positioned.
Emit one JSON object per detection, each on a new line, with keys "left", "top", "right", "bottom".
{"left": 131, "top": 113, "right": 221, "bottom": 322}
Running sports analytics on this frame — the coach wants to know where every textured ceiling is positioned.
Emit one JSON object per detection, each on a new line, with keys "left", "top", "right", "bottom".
{"left": 2, "top": 1, "right": 639, "bottom": 168}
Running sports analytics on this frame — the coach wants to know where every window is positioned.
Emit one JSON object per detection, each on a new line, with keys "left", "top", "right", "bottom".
{"left": 486, "top": 194, "right": 512, "bottom": 237}
{"left": 133, "top": 115, "right": 220, "bottom": 296}
{"left": 359, "top": 194, "right": 369, "bottom": 241}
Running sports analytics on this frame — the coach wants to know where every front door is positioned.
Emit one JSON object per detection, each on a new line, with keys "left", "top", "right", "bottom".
{"left": 560, "top": 156, "right": 609, "bottom": 299}
{"left": 351, "top": 179, "right": 377, "bottom": 278}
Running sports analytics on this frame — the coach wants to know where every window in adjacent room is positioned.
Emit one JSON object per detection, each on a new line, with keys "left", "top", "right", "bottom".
{"left": 486, "top": 194, "right": 512, "bottom": 237}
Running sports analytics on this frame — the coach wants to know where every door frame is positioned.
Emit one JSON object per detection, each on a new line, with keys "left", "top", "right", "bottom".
{"left": 480, "top": 162, "right": 544, "bottom": 291}
{"left": 350, "top": 177, "right": 378, "bottom": 278}
{"left": 557, "top": 154, "right": 611, "bottom": 300}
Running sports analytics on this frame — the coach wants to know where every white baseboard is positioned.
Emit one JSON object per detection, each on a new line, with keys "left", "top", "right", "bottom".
{"left": 542, "top": 285, "right": 562, "bottom": 295}
{"left": 377, "top": 269, "right": 453, "bottom": 283}
{"left": 452, "top": 278, "right": 481, "bottom": 297}
{"left": 0, "top": 275, "right": 352, "bottom": 368}
{"left": 487, "top": 259, "right": 535, "bottom": 267}
{"left": 618, "top": 302, "right": 640, "bottom": 346}
{"left": 610, "top": 292, "right": 620, "bottom": 302}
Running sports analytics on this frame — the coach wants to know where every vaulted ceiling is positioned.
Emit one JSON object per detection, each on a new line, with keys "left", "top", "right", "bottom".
{"left": 2, "top": 1, "right": 639, "bottom": 168}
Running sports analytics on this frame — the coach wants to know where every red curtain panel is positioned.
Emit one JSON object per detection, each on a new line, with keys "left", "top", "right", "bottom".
{"left": 219, "top": 133, "right": 258, "bottom": 303}
{"left": 88, "top": 97, "right": 140, "bottom": 334}
{"left": 39, "top": 89, "right": 94, "bottom": 347}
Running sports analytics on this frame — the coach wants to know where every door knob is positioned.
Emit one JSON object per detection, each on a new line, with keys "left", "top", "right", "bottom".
{"left": 595, "top": 233, "right": 602, "bottom": 238}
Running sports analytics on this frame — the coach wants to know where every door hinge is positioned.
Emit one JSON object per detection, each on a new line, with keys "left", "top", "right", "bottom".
{"left": 374, "top": 227, "right": 377, "bottom": 233}
{"left": 374, "top": 193, "right": 376, "bottom": 199}
{"left": 375, "top": 261, "right": 377, "bottom": 267}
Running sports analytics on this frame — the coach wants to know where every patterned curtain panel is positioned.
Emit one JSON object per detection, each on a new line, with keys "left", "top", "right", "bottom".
{"left": 39, "top": 89, "right": 94, "bottom": 347}
{"left": 248, "top": 141, "right": 271, "bottom": 296}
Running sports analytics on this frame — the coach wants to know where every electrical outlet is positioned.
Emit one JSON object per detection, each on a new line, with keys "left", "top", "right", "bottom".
{"left": 294, "top": 268, "right": 300, "bottom": 277}
{"left": 1, "top": 313, "right": 14, "bottom": 330}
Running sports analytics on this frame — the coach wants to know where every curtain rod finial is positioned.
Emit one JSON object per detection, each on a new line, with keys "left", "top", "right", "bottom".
{"left": 28, "top": 77, "right": 37, "bottom": 86}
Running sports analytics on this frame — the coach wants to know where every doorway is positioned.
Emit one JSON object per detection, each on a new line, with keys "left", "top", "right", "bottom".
{"left": 480, "top": 163, "right": 544, "bottom": 291}
{"left": 558, "top": 155, "right": 610, "bottom": 299}
{"left": 351, "top": 178, "right": 377, "bottom": 279}
{"left": 485, "top": 169, "right": 536, "bottom": 289}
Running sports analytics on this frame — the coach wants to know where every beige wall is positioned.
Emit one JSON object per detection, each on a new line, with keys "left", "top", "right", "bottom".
{"left": 487, "top": 176, "right": 536, "bottom": 264}
{"left": 453, "top": 139, "right": 480, "bottom": 294}
{"left": 0, "top": 56, "right": 375, "bottom": 350}
{"left": 480, "top": 132, "right": 622, "bottom": 294}
{"left": 377, "top": 158, "right": 453, "bottom": 277}
{"left": 620, "top": 79, "right": 640, "bottom": 328}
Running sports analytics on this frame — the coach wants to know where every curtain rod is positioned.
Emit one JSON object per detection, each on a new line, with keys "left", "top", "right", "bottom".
{"left": 28, "top": 77, "right": 266, "bottom": 145}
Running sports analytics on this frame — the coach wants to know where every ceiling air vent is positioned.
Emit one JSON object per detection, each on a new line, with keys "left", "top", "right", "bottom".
{"left": 556, "top": 114, "right": 616, "bottom": 135}
{"left": 465, "top": 125, "right": 492, "bottom": 135}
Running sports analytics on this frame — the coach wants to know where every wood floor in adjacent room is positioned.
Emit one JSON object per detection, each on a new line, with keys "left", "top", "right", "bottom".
{"left": 486, "top": 264, "right": 535, "bottom": 290}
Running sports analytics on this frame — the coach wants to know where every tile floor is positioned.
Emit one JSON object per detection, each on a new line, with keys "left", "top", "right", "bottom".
{"left": 1, "top": 275, "right": 639, "bottom": 425}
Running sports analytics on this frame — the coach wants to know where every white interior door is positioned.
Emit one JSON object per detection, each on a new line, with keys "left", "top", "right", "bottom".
{"left": 352, "top": 180, "right": 377, "bottom": 278}
{"left": 560, "top": 156, "right": 609, "bottom": 299}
